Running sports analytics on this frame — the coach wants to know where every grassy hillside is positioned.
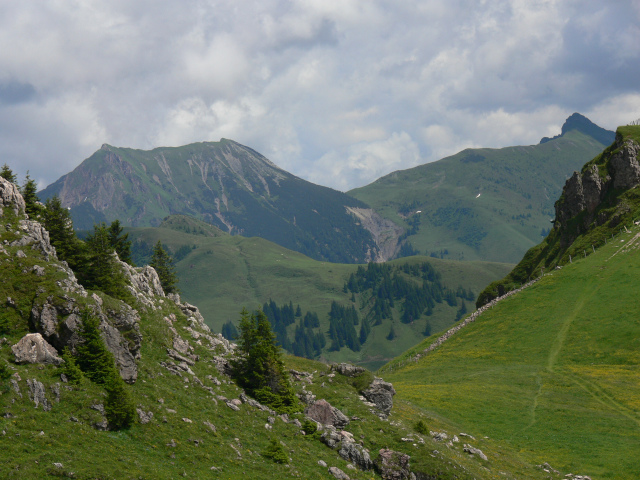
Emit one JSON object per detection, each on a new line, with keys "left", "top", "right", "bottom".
{"left": 349, "top": 127, "right": 610, "bottom": 264}
{"left": 382, "top": 224, "right": 640, "bottom": 479}
{"left": 127, "top": 215, "right": 512, "bottom": 370}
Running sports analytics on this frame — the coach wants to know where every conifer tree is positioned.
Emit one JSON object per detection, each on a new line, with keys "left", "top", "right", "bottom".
{"left": 0, "top": 163, "right": 17, "bottom": 184}
{"left": 85, "top": 223, "right": 129, "bottom": 298}
{"left": 43, "top": 195, "right": 86, "bottom": 271}
{"left": 108, "top": 220, "right": 133, "bottom": 265}
{"left": 231, "top": 309, "right": 300, "bottom": 413}
{"left": 76, "top": 313, "right": 118, "bottom": 385}
{"left": 21, "top": 172, "right": 43, "bottom": 219}
{"left": 59, "top": 347, "right": 84, "bottom": 384}
{"left": 150, "top": 240, "right": 178, "bottom": 294}
{"left": 104, "top": 375, "right": 135, "bottom": 430}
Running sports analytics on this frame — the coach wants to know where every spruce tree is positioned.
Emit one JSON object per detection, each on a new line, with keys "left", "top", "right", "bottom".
{"left": 85, "top": 223, "right": 129, "bottom": 298}
{"left": 0, "top": 164, "right": 17, "bottom": 184}
{"left": 76, "top": 313, "right": 118, "bottom": 385}
{"left": 108, "top": 220, "right": 133, "bottom": 265}
{"left": 43, "top": 195, "right": 87, "bottom": 272}
{"left": 231, "top": 309, "right": 300, "bottom": 413}
{"left": 150, "top": 240, "right": 178, "bottom": 294}
{"left": 21, "top": 172, "right": 43, "bottom": 219}
{"left": 104, "top": 375, "right": 135, "bottom": 430}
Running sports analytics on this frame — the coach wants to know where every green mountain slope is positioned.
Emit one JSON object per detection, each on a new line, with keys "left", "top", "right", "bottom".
{"left": 126, "top": 215, "right": 512, "bottom": 370}
{"left": 479, "top": 125, "right": 640, "bottom": 304}
{"left": 0, "top": 177, "right": 556, "bottom": 480}
{"left": 382, "top": 127, "right": 640, "bottom": 479}
{"left": 38, "top": 139, "right": 383, "bottom": 264}
{"left": 349, "top": 114, "right": 613, "bottom": 264}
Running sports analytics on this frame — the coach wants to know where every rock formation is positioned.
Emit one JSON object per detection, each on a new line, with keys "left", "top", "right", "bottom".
{"left": 11, "top": 333, "right": 63, "bottom": 366}
{"left": 305, "top": 399, "right": 350, "bottom": 428}
{"left": 362, "top": 377, "right": 396, "bottom": 417}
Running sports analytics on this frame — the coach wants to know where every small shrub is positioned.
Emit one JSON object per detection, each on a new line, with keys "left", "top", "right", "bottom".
{"left": 415, "top": 419, "right": 429, "bottom": 435}
{"left": 302, "top": 419, "right": 318, "bottom": 435}
{"left": 262, "top": 438, "right": 289, "bottom": 464}
{"left": 58, "top": 347, "right": 84, "bottom": 384}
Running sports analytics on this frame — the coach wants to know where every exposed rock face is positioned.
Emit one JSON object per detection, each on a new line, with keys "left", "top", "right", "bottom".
{"left": 10, "top": 220, "right": 56, "bottom": 260}
{"left": 0, "top": 177, "right": 26, "bottom": 215}
{"left": 27, "top": 378, "right": 51, "bottom": 411}
{"left": 463, "top": 444, "right": 488, "bottom": 461}
{"left": 331, "top": 363, "right": 366, "bottom": 377}
{"left": 12, "top": 333, "right": 64, "bottom": 366}
{"left": 345, "top": 207, "right": 403, "bottom": 262}
{"left": 338, "top": 438, "right": 373, "bottom": 471}
{"left": 305, "top": 399, "right": 349, "bottom": 428}
{"left": 362, "top": 378, "right": 396, "bottom": 417}
{"left": 375, "top": 449, "right": 414, "bottom": 480}
{"left": 555, "top": 136, "right": 640, "bottom": 227}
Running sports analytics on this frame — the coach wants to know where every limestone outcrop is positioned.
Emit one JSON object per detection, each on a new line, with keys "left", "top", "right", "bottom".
{"left": 12, "top": 333, "right": 64, "bottom": 366}
{"left": 362, "top": 377, "right": 396, "bottom": 417}
{"left": 305, "top": 399, "right": 349, "bottom": 428}
{"left": 0, "top": 177, "right": 26, "bottom": 215}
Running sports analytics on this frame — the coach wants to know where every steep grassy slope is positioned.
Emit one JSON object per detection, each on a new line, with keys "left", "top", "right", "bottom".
{"left": 383, "top": 225, "right": 640, "bottom": 479}
{"left": 126, "top": 215, "right": 513, "bottom": 370}
{"left": 349, "top": 116, "right": 612, "bottom": 264}
{"left": 38, "top": 139, "right": 381, "bottom": 264}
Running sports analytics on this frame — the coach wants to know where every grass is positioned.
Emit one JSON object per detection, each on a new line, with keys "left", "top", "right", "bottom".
{"left": 382, "top": 225, "right": 640, "bottom": 479}
{"left": 126, "top": 217, "right": 512, "bottom": 368}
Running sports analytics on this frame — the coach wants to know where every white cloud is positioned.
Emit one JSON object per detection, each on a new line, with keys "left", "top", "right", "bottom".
{"left": 0, "top": 0, "right": 638, "bottom": 191}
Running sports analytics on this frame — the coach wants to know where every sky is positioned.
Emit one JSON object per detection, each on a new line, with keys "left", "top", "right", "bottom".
{"left": 1, "top": 0, "right": 639, "bottom": 192}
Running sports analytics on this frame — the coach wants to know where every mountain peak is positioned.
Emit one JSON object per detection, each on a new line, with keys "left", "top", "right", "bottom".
{"left": 540, "top": 113, "right": 615, "bottom": 146}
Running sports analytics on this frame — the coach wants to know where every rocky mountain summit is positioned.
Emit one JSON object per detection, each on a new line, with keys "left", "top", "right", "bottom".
{"left": 38, "top": 139, "right": 389, "bottom": 263}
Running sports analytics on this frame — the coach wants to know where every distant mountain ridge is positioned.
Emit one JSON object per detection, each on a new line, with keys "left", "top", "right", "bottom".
{"left": 39, "top": 139, "right": 392, "bottom": 264}
{"left": 349, "top": 114, "right": 614, "bottom": 264}
{"left": 539, "top": 112, "right": 615, "bottom": 145}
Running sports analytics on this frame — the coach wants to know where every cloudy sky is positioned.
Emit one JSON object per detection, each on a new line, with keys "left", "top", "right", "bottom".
{"left": 1, "top": 0, "right": 639, "bottom": 192}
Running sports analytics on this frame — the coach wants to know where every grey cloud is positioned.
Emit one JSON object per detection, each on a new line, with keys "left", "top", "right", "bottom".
{"left": 0, "top": 80, "right": 36, "bottom": 105}
{"left": 0, "top": 0, "right": 638, "bottom": 192}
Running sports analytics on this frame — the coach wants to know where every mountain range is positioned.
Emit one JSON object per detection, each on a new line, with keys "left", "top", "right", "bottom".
{"left": 39, "top": 113, "right": 613, "bottom": 267}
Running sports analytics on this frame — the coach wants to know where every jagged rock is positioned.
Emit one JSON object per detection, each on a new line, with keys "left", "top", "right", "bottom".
{"left": 211, "top": 355, "right": 232, "bottom": 375}
{"left": 321, "top": 428, "right": 343, "bottom": 449}
{"left": 10, "top": 378, "right": 21, "bottom": 397}
{"left": 173, "top": 335, "right": 191, "bottom": 355}
{"left": 339, "top": 439, "right": 373, "bottom": 470}
{"left": 51, "top": 383, "right": 61, "bottom": 403}
{"left": 27, "top": 378, "right": 51, "bottom": 411}
{"left": 203, "top": 420, "right": 216, "bottom": 432}
{"left": 610, "top": 139, "right": 640, "bottom": 189}
{"left": 0, "top": 177, "right": 26, "bottom": 215}
{"left": 331, "top": 363, "right": 366, "bottom": 377}
{"left": 297, "top": 390, "right": 316, "bottom": 404}
{"left": 430, "top": 431, "right": 448, "bottom": 442}
{"left": 91, "top": 404, "right": 105, "bottom": 415}
{"left": 362, "top": 377, "right": 396, "bottom": 416}
{"left": 11, "top": 220, "right": 56, "bottom": 260}
{"left": 305, "top": 399, "right": 349, "bottom": 428}
{"left": 463, "top": 444, "right": 488, "bottom": 461}
{"left": 137, "top": 409, "right": 153, "bottom": 424}
{"left": 12, "top": 333, "right": 63, "bottom": 366}
{"left": 328, "top": 466, "right": 350, "bottom": 480}
{"left": 375, "top": 449, "right": 414, "bottom": 480}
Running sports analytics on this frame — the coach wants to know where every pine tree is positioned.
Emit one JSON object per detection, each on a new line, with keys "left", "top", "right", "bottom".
{"left": 76, "top": 313, "right": 118, "bottom": 385}
{"left": 108, "top": 220, "right": 133, "bottom": 265}
{"left": 42, "top": 196, "right": 87, "bottom": 272}
{"left": 0, "top": 164, "right": 17, "bottom": 184}
{"left": 59, "top": 347, "right": 84, "bottom": 384}
{"left": 104, "top": 375, "right": 135, "bottom": 430}
{"left": 231, "top": 309, "right": 300, "bottom": 413}
{"left": 387, "top": 324, "right": 396, "bottom": 341}
{"left": 150, "top": 240, "right": 178, "bottom": 294}
{"left": 85, "top": 223, "right": 129, "bottom": 298}
{"left": 21, "top": 172, "right": 43, "bottom": 219}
